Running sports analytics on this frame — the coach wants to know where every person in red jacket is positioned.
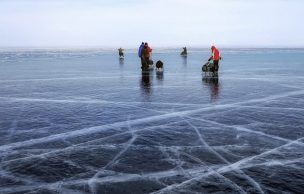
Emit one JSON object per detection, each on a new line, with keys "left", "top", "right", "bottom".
{"left": 145, "top": 42, "right": 152, "bottom": 58}
{"left": 208, "top": 45, "right": 221, "bottom": 74}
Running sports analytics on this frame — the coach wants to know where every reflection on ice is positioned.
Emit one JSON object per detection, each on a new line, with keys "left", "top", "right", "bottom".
{"left": 156, "top": 71, "right": 164, "bottom": 82}
{"left": 182, "top": 55, "right": 187, "bottom": 65}
{"left": 202, "top": 76, "right": 220, "bottom": 102}
{"left": 0, "top": 49, "right": 304, "bottom": 194}
{"left": 118, "top": 56, "right": 125, "bottom": 66}
{"left": 140, "top": 72, "right": 153, "bottom": 100}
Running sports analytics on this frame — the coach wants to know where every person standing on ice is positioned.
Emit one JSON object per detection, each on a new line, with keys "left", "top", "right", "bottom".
{"left": 208, "top": 45, "right": 221, "bottom": 74}
{"left": 118, "top": 48, "right": 124, "bottom": 57}
{"left": 141, "top": 44, "right": 150, "bottom": 70}
{"left": 138, "top": 42, "right": 144, "bottom": 58}
{"left": 145, "top": 42, "right": 152, "bottom": 58}
{"left": 138, "top": 42, "right": 145, "bottom": 68}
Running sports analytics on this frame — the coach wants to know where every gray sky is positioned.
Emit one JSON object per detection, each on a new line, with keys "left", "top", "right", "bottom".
{"left": 0, "top": 0, "right": 303, "bottom": 48}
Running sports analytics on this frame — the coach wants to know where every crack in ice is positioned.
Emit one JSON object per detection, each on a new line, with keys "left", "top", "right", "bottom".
{"left": 1, "top": 89, "right": 303, "bottom": 153}
{"left": 184, "top": 120, "right": 265, "bottom": 194}
{"left": 152, "top": 137, "right": 304, "bottom": 193}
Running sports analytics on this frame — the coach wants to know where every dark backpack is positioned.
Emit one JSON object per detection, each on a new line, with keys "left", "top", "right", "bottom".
{"left": 156, "top": 60, "right": 163, "bottom": 68}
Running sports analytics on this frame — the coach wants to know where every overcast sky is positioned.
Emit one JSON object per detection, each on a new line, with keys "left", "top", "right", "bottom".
{"left": 0, "top": 0, "right": 303, "bottom": 48}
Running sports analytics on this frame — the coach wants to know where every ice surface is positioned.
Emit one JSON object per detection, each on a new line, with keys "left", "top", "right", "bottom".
{"left": 0, "top": 48, "right": 304, "bottom": 194}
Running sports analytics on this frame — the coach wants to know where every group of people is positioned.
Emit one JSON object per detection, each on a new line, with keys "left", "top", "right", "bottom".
{"left": 138, "top": 42, "right": 153, "bottom": 70}
{"left": 118, "top": 44, "right": 221, "bottom": 74}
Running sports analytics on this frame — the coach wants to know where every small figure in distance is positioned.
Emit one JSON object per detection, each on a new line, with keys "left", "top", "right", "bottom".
{"left": 180, "top": 47, "right": 187, "bottom": 56}
{"left": 208, "top": 45, "right": 222, "bottom": 76}
{"left": 118, "top": 47, "right": 124, "bottom": 58}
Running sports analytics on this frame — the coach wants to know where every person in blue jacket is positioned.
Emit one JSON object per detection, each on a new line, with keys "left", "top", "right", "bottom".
{"left": 138, "top": 42, "right": 144, "bottom": 58}
{"left": 138, "top": 42, "right": 145, "bottom": 69}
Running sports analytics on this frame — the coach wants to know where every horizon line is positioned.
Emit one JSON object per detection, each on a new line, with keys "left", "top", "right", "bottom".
{"left": 1, "top": 46, "right": 304, "bottom": 50}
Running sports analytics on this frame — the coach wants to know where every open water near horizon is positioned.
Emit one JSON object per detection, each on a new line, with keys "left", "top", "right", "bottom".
{"left": 0, "top": 48, "right": 303, "bottom": 194}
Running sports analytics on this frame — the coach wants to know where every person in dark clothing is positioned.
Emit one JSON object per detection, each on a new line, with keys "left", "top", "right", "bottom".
{"left": 118, "top": 48, "right": 124, "bottom": 57}
{"left": 180, "top": 47, "right": 187, "bottom": 56}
